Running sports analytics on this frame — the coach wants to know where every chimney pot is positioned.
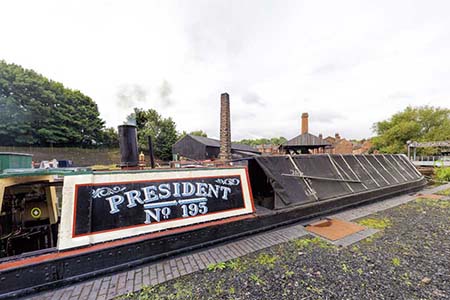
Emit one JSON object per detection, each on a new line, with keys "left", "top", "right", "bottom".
{"left": 335, "top": 133, "right": 340, "bottom": 140}
{"left": 319, "top": 133, "right": 323, "bottom": 139}
{"left": 301, "top": 112, "right": 309, "bottom": 134}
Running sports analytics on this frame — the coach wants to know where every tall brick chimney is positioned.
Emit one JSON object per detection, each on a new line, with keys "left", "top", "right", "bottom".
{"left": 219, "top": 93, "right": 232, "bottom": 161}
{"left": 301, "top": 112, "right": 309, "bottom": 134}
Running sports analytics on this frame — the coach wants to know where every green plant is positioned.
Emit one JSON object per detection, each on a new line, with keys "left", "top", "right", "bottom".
{"left": 358, "top": 217, "right": 392, "bottom": 230}
{"left": 401, "top": 273, "right": 412, "bottom": 286}
{"left": 415, "top": 197, "right": 450, "bottom": 209}
{"left": 228, "top": 286, "right": 235, "bottom": 294}
{"left": 207, "top": 262, "right": 227, "bottom": 271}
{"left": 249, "top": 274, "right": 266, "bottom": 285}
{"left": 392, "top": 257, "right": 401, "bottom": 266}
{"left": 435, "top": 187, "right": 450, "bottom": 196}
{"left": 357, "top": 268, "right": 363, "bottom": 275}
{"left": 285, "top": 270, "right": 295, "bottom": 277}
{"left": 255, "top": 253, "right": 278, "bottom": 268}
{"left": 435, "top": 167, "right": 450, "bottom": 182}
{"left": 293, "top": 236, "right": 333, "bottom": 250}
{"left": 341, "top": 263, "right": 350, "bottom": 273}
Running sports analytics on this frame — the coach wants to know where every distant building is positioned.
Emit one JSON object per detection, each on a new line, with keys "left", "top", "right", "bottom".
{"left": 256, "top": 144, "right": 282, "bottom": 155}
{"left": 324, "top": 133, "right": 353, "bottom": 154}
{"left": 281, "top": 113, "right": 331, "bottom": 154}
{"left": 172, "top": 134, "right": 260, "bottom": 161}
{"left": 352, "top": 140, "right": 373, "bottom": 154}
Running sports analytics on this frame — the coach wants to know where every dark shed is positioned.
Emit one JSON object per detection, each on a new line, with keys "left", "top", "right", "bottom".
{"left": 172, "top": 135, "right": 260, "bottom": 161}
{"left": 281, "top": 133, "right": 331, "bottom": 154}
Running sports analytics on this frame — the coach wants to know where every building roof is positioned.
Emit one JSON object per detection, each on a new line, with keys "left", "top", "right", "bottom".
{"left": 188, "top": 135, "right": 260, "bottom": 153}
{"left": 282, "top": 133, "right": 331, "bottom": 148}
{"left": 409, "top": 141, "right": 450, "bottom": 148}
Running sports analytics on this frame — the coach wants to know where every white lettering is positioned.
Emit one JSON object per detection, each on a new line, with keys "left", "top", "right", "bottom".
{"left": 195, "top": 183, "right": 208, "bottom": 197}
{"left": 181, "top": 182, "right": 195, "bottom": 197}
{"left": 173, "top": 182, "right": 181, "bottom": 197}
{"left": 207, "top": 184, "right": 220, "bottom": 198}
{"left": 158, "top": 183, "right": 171, "bottom": 199}
{"left": 220, "top": 186, "right": 232, "bottom": 200}
{"left": 144, "top": 208, "right": 161, "bottom": 224}
{"left": 124, "top": 190, "right": 144, "bottom": 208}
{"left": 141, "top": 186, "right": 159, "bottom": 202}
{"left": 106, "top": 195, "right": 124, "bottom": 214}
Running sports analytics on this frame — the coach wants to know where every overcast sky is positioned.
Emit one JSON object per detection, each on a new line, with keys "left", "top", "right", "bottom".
{"left": 1, "top": 1, "right": 449, "bottom": 140}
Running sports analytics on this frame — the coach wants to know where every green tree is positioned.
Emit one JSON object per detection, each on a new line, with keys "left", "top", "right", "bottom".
{"left": 237, "top": 137, "right": 287, "bottom": 147}
{"left": 0, "top": 60, "right": 107, "bottom": 147}
{"left": 97, "top": 127, "right": 119, "bottom": 148}
{"left": 372, "top": 106, "right": 450, "bottom": 153}
{"left": 128, "top": 108, "right": 178, "bottom": 161}
{"left": 178, "top": 130, "right": 208, "bottom": 140}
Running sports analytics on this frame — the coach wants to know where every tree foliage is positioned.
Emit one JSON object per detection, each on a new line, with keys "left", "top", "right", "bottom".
{"left": 178, "top": 130, "right": 208, "bottom": 140}
{"left": 372, "top": 106, "right": 450, "bottom": 153}
{"left": 0, "top": 60, "right": 110, "bottom": 147}
{"left": 237, "top": 137, "right": 287, "bottom": 147}
{"left": 128, "top": 108, "right": 178, "bottom": 161}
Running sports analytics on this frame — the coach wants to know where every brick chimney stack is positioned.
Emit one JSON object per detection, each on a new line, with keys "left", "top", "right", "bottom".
{"left": 301, "top": 112, "right": 309, "bottom": 134}
{"left": 219, "top": 93, "right": 232, "bottom": 161}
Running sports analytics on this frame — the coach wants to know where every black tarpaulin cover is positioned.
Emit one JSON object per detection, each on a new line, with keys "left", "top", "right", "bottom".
{"left": 250, "top": 154, "right": 423, "bottom": 210}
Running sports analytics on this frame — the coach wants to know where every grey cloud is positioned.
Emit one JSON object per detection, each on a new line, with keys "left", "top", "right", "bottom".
{"left": 242, "top": 92, "right": 265, "bottom": 106}
{"left": 116, "top": 84, "right": 148, "bottom": 109}
{"left": 159, "top": 80, "right": 173, "bottom": 106}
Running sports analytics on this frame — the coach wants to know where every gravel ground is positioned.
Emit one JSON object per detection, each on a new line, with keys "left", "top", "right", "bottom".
{"left": 121, "top": 196, "right": 450, "bottom": 300}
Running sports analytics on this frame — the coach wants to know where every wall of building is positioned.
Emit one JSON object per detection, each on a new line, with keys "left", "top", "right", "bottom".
{"left": 172, "top": 136, "right": 208, "bottom": 161}
{"left": 0, "top": 146, "right": 120, "bottom": 167}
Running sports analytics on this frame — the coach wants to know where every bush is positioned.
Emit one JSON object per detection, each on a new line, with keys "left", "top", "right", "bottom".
{"left": 435, "top": 167, "right": 450, "bottom": 182}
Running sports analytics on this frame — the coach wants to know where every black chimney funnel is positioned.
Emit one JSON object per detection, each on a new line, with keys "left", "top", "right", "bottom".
{"left": 118, "top": 125, "right": 139, "bottom": 167}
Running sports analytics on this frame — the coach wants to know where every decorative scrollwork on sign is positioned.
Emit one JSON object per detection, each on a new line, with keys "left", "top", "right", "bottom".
{"left": 92, "top": 186, "right": 127, "bottom": 199}
{"left": 215, "top": 178, "right": 240, "bottom": 186}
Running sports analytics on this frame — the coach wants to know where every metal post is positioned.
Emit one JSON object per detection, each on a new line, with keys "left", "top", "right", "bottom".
{"left": 407, "top": 144, "right": 411, "bottom": 160}
{"left": 148, "top": 136, "right": 155, "bottom": 169}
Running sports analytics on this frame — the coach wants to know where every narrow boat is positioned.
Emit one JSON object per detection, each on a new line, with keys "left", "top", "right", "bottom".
{"left": 0, "top": 151, "right": 426, "bottom": 299}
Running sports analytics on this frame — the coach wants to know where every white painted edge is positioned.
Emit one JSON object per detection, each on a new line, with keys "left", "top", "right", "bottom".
{"left": 58, "top": 168, "right": 253, "bottom": 250}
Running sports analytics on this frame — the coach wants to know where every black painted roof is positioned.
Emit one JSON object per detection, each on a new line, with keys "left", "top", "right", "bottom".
{"left": 283, "top": 133, "right": 331, "bottom": 147}
{"left": 187, "top": 135, "right": 260, "bottom": 153}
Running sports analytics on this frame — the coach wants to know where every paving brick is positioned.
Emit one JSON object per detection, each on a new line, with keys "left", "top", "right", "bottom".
{"left": 98, "top": 279, "right": 110, "bottom": 296}
{"left": 59, "top": 288, "right": 74, "bottom": 300}
{"left": 69, "top": 283, "right": 84, "bottom": 298}
{"left": 78, "top": 282, "right": 93, "bottom": 300}
{"left": 88, "top": 279, "right": 103, "bottom": 299}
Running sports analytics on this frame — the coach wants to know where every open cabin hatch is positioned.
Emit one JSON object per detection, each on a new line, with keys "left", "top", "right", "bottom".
{"left": 0, "top": 175, "right": 60, "bottom": 259}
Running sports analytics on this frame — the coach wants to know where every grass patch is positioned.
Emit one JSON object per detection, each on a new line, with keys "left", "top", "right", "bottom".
{"left": 357, "top": 217, "right": 392, "bottom": 230}
{"left": 207, "top": 262, "right": 227, "bottom": 272}
{"left": 415, "top": 197, "right": 450, "bottom": 209}
{"left": 435, "top": 167, "right": 450, "bottom": 182}
{"left": 292, "top": 236, "right": 333, "bottom": 250}
{"left": 435, "top": 188, "right": 450, "bottom": 196}
{"left": 255, "top": 253, "right": 278, "bottom": 268}
{"left": 249, "top": 273, "right": 266, "bottom": 285}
